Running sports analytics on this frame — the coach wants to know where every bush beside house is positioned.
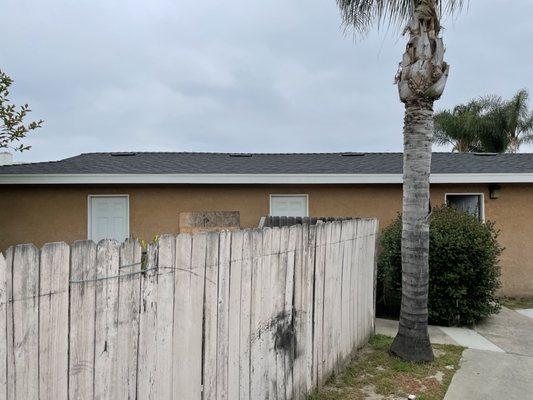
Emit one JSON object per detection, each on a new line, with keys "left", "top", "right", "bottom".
{"left": 377, "top": 206, "right": 502, "bottom": 326}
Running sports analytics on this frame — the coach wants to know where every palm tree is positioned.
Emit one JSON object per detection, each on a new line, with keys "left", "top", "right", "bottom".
{"left": 337, "top": 0, "right": 466, "bottom": 362}
{"left": 434, "top": 101, "right": 485, "bottom": 152}
{"left": 499, "top": 89, "right": 533, "bottom": 152}
{"left": 434, "top": 89, "right": 533, "bottom": 153}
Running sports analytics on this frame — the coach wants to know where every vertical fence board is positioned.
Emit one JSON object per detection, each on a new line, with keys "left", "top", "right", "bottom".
{"left": 350, "top": 220, "right": 359, "bottom": 349}
{"left": 94, "top": 240, "right": 120, "bottom": 400}
{"left": 268, "top": 227, "right": 282, "bottom": 400}
{"left": 340, "top": 221, "right": 352, "bottom": 361}
{"left": 0, "top": 252, "right": 7, "bottom": 400}
{"left": 312, "top": 222, "right": 325, "bottom": 387}
{"left": 69, "top": 240, "right": 97, "bottom": 400}
{"left": 363, "top": 220, "right": 374, "bottom": 341}
{"left": 39, "top": 242, "right": 70, "bottom": 400}
{"left": 11, "top": 244, "right": 39, "bottom": 400}
{"left": 372, "top": 220, "right": 380, "bottom": 335}
{"left": 228, "top": 230, "right": 244, "bottom": 400}
{"left": 262, "top": 227, "right": 274, "bottom": 400}
{"left": 335, "top": 222, "right": 344, "bottom": 369}
{"left": 355, "top": 221, "right": 363, "bottom": 348}
{"left": 250, "top": 229, "right": 266, "bottom": 400}
{"left": 291, "top": 226, "right": 304, "bottom": 399}
{"left": 173, "top": 233, "right": 205, "bottom": 400}
{"left": 322, "top": 223, "right": 336, "bottom": 375}
{"left": 137, "top": 244, "right": 158, "bottom": 400}
{"left": 217, "top": 230, "right": 232, "bottom": 400}
{"left": 296, "top": 224, "right": 316, "bottom": 397}
{"left": 156, "top": 235, "right": 175, "bottom": 399}
{"left": 271, "top": 227, "right": 284, "bottom": 399}
{"left": 117, "top": 239, "right": 142, "bottom": 400}
{"left": 5, "top": 247, "right": 14, "bottom": 400}
{"left": 282, "top": 225, "right": 297, "bottom": 400}
{"left": 203, "top": 232, "right": 220, "bottom": 399}
{"left": 239, "top": 230, "right": 253, "bottom": 400}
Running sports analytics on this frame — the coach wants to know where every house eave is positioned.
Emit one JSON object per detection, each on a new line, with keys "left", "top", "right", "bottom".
{"left": 1, "top": 173, "right": 533, "bottom": 185}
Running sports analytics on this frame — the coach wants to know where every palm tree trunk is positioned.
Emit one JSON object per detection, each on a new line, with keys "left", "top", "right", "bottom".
{"left": 389, "top": 1, "right": 450, "bottom": 362}
{"left": 389, "top": 101, "right": 434, "bottom": 362}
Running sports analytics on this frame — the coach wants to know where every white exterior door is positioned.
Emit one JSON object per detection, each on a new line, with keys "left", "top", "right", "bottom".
{"left": 270, "top": 195, "right": 308, "bottom": 217}
{"left": 89, "top": 195, "right": 129, "bottom": 243}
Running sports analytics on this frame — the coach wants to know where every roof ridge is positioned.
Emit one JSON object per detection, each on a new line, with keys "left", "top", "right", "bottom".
{"left": 78, "top": 151, "right": 406, "bottom": 156}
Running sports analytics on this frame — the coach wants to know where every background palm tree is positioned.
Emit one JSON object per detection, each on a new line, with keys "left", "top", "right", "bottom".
{"left": 337, "top": 0, "right": 466, "bottom": 362}
{"left": 434, "top": 89, "right": 533, "bottom": 153}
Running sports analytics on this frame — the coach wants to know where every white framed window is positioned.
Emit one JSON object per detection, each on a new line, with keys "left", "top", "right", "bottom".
{"left": 269, "top": 194, "right": 308, "bottom": 217}
{"left": 445, "top": 193, "right": 485, "bottom": 222}
{"left": 88, "top": 195, "right": 130, "bottom": 242}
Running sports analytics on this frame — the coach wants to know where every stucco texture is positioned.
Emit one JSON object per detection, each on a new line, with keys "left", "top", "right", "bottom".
{"left": 0, "top": 183, "right": 531, "bottom": 296}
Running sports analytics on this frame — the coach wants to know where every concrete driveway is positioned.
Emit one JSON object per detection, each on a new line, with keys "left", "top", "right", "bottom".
{"left": 376, "top": 307, "right": 533, "bottom": 400}
{"left": 445, "top": 307, "right": 533, "bottom": 400}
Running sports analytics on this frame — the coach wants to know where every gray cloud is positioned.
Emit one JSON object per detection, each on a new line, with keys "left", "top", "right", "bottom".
{"left": 2, "top": 0, "right": 532, "bottom": 162}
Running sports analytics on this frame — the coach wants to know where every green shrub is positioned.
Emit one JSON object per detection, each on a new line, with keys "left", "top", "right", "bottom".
{"left": 377, "top": 205, "right": 502, "bottom": 326}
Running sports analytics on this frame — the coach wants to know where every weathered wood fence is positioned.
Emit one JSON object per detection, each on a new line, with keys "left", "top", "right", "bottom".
{"left": 0, "top": 218, "right": 378, "bottom": 400}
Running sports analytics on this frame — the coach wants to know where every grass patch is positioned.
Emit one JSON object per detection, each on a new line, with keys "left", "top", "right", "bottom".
{"left": 309, "top": 335, "right": 464, "bottom": 400}
{"left": 500, "top": 297, "right": 533, "bottom": 310}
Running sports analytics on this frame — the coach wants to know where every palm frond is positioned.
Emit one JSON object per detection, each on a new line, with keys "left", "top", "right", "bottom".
{"left": 336, "top": 0, "right": 467, "bottom": 35}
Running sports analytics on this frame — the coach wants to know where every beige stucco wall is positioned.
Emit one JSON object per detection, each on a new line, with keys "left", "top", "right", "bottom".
{"left": 0, "top": 183, "right": 531, "bottom": 296}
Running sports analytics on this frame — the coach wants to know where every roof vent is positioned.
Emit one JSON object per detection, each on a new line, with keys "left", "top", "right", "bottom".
{"left": 341, "top": 152, "right": 366, "bottom": 157}
{"left": 0, "top": 152, "right": 13, "bottom": 165}
{"left": 228, "top": 153, "right": 252, "bottom": 157}
{"left": 473, "top": 152, "right": 498, "bottom": 156}
{"left": 110, "top": 152, "right": 137, "bottom": 157}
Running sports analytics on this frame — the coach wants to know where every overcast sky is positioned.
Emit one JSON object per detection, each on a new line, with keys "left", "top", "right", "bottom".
{"left": 2, "top": 0, "right": 532, "bottom": 162}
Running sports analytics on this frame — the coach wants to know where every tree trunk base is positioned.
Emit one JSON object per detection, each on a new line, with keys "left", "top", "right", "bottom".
{"left": 389, "top": 331, "right": 434, "bottom": 363}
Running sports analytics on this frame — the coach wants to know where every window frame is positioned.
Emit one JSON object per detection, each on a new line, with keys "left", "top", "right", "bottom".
{"left": 269, "top": 194, "right": 309, "bottom": 217}
{"left": 87, "top": 194, "right": 130, "bottom": 241}
{"left": 444, "top": 192, "right": 485, "bottom": 222}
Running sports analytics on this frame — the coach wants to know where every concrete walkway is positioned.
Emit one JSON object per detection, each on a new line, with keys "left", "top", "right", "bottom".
{"left": 375, "top": 307, "right": 533, "bottom": 400}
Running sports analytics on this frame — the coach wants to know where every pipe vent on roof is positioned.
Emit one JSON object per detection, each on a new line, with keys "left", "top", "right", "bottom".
{"left": 340, "top": 152, "right": 366, "bottom": 157}
{"left": 110, "top": 152, "right": 137, "bottom": 157}
{"left": 0, "top": 152, "right": 13, "bottom": 165}
{"left": 228, "top": 153, "right": 252, "bottom": 157}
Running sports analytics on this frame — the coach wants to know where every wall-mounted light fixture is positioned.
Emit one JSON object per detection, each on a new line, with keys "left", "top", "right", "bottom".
{"left": 489, "top": 184, "right": 501, "bottom": 199}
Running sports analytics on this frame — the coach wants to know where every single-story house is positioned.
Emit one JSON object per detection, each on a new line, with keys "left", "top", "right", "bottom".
{"left": 1, "top": 151, "right": 532, "bottom": 296}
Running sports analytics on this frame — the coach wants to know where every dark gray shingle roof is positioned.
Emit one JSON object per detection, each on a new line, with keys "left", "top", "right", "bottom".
{"left": 1, "top": 152, "right": 533, "bottom": 175}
